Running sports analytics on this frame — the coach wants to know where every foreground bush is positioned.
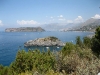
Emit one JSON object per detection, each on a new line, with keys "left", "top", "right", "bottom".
{"left": 91, "top": 26, "right": 100, "bottom": 57}
{"left": 61, "top": 49, "right": 100, "bottom": 74}
{"left": 83, "top": 36, "right": 91, "bottom": 48}
{"left": 0, "top": 46, "right": 100, "bottom": 75}
{"left": 10, "top": 49, "right": 55, "bottom": 74}
{"left": 76, "top": 36, "right": 83, "bottom": 47}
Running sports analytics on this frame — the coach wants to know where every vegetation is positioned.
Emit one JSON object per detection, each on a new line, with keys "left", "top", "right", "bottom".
{"left": 76, "top": 36, "right": 83, "bottom": 47}
{"left": 83, "top": 36, "right": 91, "bottom": 48}
{"left": 62, "top": 42, "right": 75, "bottom": 56}
{"left": 91, "top": 26, "right": 100, "bottom": 57}
{"left": 45, "top": 36, "right": 59, "bottom": 42}
{"left": 0, "top": 26, "right": 100, "bottom": 75}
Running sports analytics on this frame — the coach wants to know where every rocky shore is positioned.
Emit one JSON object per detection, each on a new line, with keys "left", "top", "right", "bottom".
{"left": 24, "top": 36, "right": 65, "bottom": 47}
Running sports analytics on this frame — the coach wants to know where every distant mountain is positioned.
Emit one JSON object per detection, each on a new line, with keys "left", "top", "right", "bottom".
{"left": 81, "top": 18, "right": 100, "bottom": 26}
{"left": 42, "top": 23, "right": 81, "bottom": 31}
{"left": 5, "top": 27, "right": 45, "bottom": 32}
{"left": 8, "top": 18, "right": 98, "bottom": 32}
{"left": 74, "top": 18, "right": 100, "bottom": 31}
{"left": 42, "top": 23, "right": 64, "bottom": 31}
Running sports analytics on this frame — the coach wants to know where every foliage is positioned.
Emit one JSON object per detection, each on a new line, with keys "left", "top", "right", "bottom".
{"left": 61, "top": 42, "right": 75, "bottom": 56}
{"left": 83, "top": 36, "right": 91, "bottom": 48}
{"left": 46, "top": 36, "right": 59, "bottom": 42}
{"left": 95, "top": 26, "right": 100, "bottom": 41}
{"left": 0, "top": 65, "right": 12, "bottom": 75}
{"left": 76, "top": 36, "right": 83, "bottom": 47}
{"left": 91, "top": 26, "right": 100, "bottom": 57}
{"left": 56, "top": 47, "right": 99, "bottom": 75}
{"left": 1, "top": 47, "right": 100, "bottom": 75}
{"left": 10, "top": 49, "right": 55, "bottom": 74}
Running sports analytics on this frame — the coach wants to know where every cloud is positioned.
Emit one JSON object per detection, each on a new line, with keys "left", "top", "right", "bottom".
{"left": 92, "top": 14, "right": 100, "bottom": 19}
{"left": 58, "top": 15, "right": 63, "bottom": 18}
{"left": 58, "top": 15, "right": 65, "bottom": 21}
{"left": 58, "top": 15, "right": 83, "bottom": 23}
{"left": 74, "top": 16, "right": 83, "bottom": 23}
{"left": 58, "top": 18, "right": 66, "bottom": 21}
{"left": 50, "top": 17, "right": 53, "bottom": 18}
{"left": 67, "top": 20, "right": 73, "bottom": 23}
{"left": 17, "top": 20, "right": 39, "bottom": 25}
{"left": 46, "top": 15, "right": 83, "bottom": 24}
{"left": 0, "top": 20, "right": 3, "bottom": 26}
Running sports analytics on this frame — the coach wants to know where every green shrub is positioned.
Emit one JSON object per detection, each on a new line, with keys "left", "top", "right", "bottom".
{"left": 91, "top": 26, "right": 100, "bottom": 57}
{"left": 76, "top": 36, "right": 83, "bottom": 47}
{"left": 10, "top": 49, "right": 55, "bottom": 74}
{"left": 61, "top": 42, "right": 75, "bottom": 56}
{"left": 0, "top": 65, "right": 9, "bottom": 75}
{"left": 83, "top": 36, "right": 91, "bottom": 48}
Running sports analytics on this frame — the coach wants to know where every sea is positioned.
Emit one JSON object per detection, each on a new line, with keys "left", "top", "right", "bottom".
{"left": 0, "top": 31, "right": 94, "bottom": 66}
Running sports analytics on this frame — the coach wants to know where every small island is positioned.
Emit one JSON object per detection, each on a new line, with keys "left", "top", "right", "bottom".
{"left": 24, "top": 36, "right": 65, "bottom": 47}
{"left": 5, "top": 27, "right": 45, "bottom": 32}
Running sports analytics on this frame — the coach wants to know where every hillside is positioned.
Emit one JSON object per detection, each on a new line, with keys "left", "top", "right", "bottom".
{"left": 5, "top": 27, "right": 45, "bottom": 32}
{"left": 75, "top": 18, "right": 100, "bottom": 31}
{"left": 42, "top": 23, "right": 81, "bottom": 31}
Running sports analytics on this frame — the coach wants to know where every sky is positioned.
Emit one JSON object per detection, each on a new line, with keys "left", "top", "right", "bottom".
{"left": 0, "top": 0, "right": 100, "bottom": 30}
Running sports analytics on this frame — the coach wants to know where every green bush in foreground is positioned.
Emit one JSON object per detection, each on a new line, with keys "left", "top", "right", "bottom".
{"left": 83, "top": 36, "right": 91, "bottom": 48}
{"left": 76, "top": 36, "right": 83, "bottom": 47}
{"left": 0, "top": 42, "right": 100, "bottom": 75}
{"left": 91, "top": 26, "right": 100, "bottom": 57}
{"left": 10, "top": 49, "right": 55, "bottom": 74}
{"left": 62, "top": 42, "right": 75, "bottom": 56}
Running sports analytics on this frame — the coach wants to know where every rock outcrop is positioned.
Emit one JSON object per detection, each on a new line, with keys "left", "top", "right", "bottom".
{"left": 24, "top": 36, "right": 65, "bottom": 47}
{"left": 5, "top": 27, "right": 45, "bottom": 32}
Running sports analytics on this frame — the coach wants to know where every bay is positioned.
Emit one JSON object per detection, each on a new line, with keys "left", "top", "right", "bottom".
{"left": 0, "top": 31, "right": 94, "bottom": 66}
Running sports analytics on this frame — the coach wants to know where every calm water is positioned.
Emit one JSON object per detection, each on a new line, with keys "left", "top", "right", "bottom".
{"left": 0, "top": 31, "right": 94, "bottom": 66}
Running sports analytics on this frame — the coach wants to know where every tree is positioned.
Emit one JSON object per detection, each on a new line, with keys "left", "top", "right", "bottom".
{"left": 76, "top": 36, "right": 83, "bottom": 47}
{"left": 95, "top": 26, "right": 100, "bottom": 41}
{"left": 91, "top": 26, "right": 100, "bottom": 57}
{"left": 62, "top": 42, "right": 75, "bottom": 56}
{"left": 83, "top": 37, "right": 91, "bottom": 48}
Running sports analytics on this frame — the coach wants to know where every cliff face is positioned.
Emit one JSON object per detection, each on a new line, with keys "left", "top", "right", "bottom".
{"left": 24, "top": 36, "right": 65, "bottom": 47}
{"left": 5, "top": 27, "right": 45, "bottom": 32}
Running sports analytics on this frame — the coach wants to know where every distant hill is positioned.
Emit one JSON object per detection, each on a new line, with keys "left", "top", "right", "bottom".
{"left": 74, "top": 18, "right": 100, "bottom": 31}
{"left": 5, "top": 27, "right": 45, "bottom": 32}
{"left": 42, "top": 23, "right": 80, "bottom": 31}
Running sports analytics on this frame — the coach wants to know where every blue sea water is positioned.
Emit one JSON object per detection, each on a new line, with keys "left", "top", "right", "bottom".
{"left": 0, "top": 31, "right": 94, "bottom": 66}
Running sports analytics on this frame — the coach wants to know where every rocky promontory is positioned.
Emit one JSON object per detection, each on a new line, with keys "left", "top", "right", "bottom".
{"left": 24, "top": 36, "right": 65, "bottom": 47}
{"left": 5, "top": 27, "right": 45, "bottom": 32}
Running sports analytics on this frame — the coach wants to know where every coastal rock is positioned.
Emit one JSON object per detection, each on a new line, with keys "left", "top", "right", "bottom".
{"left": 24, "top": 36, "right": 65, "bottom": 47}
{"left": 5, "top": 27, "right": 45, "bottom": 32}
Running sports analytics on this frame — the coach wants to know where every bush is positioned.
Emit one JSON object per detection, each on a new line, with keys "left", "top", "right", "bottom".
{"left": 0, "top": 65, "right": 10, "bottom": 75}
{"left": 76, "top": 36, "right": 83, "bottom": 47}
{"left": 61, "top": 42, "right": 75, "bottom": 56}
{"left": 83, "top": 36, "right": 91, "bottom": 48}
{"left": 10, "top": 49, "right": 55, "bottom": 74}
{"left": 91, "top": 26, "right": 100, "bottom": 57}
